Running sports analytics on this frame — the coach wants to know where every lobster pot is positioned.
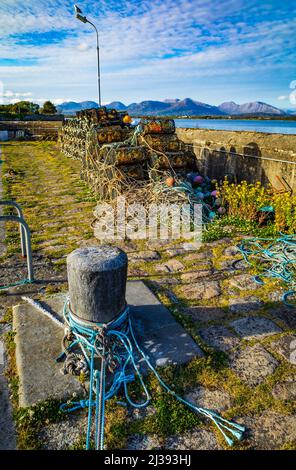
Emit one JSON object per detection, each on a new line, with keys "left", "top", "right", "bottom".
{"left": 104, "top": 146, "right": 147, "bottom": 166}
{"left": 150, "top": 151, "right": 197, "bottom": 170}
{"left": 67, "top": 246, "right": 128, "bottom": 324}
{"left": 97, "top": 126, "right": 129, "bottom": 145}
{"left": 140, "top": 119, "right": 175, "bottom": 136}
{"left": 77, "top": 108, "right": 122, "bottom": 127}
{"left": 117, "top": 163, "right": 147, "bottom": 180}
{"left": 139, "top": 133, "right": 181, "bottom": 152}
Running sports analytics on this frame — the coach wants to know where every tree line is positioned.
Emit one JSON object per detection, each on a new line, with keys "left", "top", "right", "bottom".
{"left": 0, "top": 100, "right": 58, "bottom": 118}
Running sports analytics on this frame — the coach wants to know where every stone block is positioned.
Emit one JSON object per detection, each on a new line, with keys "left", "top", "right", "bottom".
{"left": 230, "top": 316, "right": 282, "bottom": 340}
{"left": 230, "top": 344, "right": 279, "bottom": 386}
{"left": 181, "top": 280, "right": 221, "bottom": 300}
{"left": 199, "top": 325, "right": 240, "bottom": 352}
{"left": 270, "top": 335, "right": 296, "bottom": 364}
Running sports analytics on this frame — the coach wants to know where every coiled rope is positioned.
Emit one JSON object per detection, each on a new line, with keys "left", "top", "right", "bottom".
{"left": 238, "top": 234, "right": 296, "bottom": 306}
{"left": 59, "top": 298, "right": 245, "bottom": 450}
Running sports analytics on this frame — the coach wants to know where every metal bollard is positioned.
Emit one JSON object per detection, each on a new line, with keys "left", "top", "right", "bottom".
{"left": 66, "top": 246, "right": 128, "bottom": 324}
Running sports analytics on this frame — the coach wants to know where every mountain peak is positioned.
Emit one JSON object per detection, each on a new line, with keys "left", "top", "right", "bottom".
{"left": 106, "top": 101, "right": 127, "bottom": 110}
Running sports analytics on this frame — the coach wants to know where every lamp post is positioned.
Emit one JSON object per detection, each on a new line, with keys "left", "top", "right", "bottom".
{"left": 74, "top": 5, "right": 102, "bottom": 108}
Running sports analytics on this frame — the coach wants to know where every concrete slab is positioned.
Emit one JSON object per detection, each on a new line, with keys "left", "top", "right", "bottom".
{"left": 13, "top": 281, "right": 203, "bottom": 408}
{"left": 129, "top": 281, "right": 204, "bottom": 365}
{"left": 13, "top": 296, "right": 84, "bottom": 408}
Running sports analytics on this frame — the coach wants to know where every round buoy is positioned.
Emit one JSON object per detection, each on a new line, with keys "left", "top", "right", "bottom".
{"left": 166, "top": 177, "right": 175, "bottom": 187}
{"left": 196, "top": 192, "right": 204, "bottom": 200}
{"left": 123, "top": 115, "right": 132, "bottom": 124}
{"left": 193, "top": 175, "right": 204, "bottom": 185}
{"left": 218, "top": 207, "right": 226, "bottom": 215}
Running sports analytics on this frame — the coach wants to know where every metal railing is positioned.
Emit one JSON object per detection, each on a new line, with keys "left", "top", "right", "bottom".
{"left": 0, "top": 200, "right": 34, "bottom": 282}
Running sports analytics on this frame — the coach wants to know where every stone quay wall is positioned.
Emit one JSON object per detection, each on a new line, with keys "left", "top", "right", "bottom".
{"left": 0, "top": 119, "right": 64, "bottom": 140}
{"left": 176, "top": 128, "right": 296, "bottom": 191}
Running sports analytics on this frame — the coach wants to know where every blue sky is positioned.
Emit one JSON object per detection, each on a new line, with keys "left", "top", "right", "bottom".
{"left": 0, "top": 0, "right": 295, "bottom": 108}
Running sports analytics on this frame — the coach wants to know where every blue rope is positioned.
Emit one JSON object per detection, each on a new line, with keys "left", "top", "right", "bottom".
{"left": 238, "top": 234, "right": 296, "bottom": 307}
{"left": 60, "top": 299, "right": 245, "bottom": 450}
{"left": 0, "top": 278, "right": 32, "bottom": 290}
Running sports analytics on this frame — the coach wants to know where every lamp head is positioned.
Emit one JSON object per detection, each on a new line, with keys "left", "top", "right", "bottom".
{"left": 74, "top": 4, "right": 83, "bottom": 14}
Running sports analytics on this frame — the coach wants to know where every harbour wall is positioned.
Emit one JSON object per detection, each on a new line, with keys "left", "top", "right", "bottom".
{"left": 176, "top": 128, "right": 296, "bottom": 192}
{"left": 0, "top": 119, "right": 64, "bottom": 141}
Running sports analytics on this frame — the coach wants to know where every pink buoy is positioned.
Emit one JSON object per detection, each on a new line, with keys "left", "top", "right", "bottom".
{"left": 211, "top": 190, "right": 218, "bottom": 198}
{"left": 193, "top": 175, "right": 204, "bottom": 185}
{"left": 218, "top": 207, "right": 226, "bottom": 214}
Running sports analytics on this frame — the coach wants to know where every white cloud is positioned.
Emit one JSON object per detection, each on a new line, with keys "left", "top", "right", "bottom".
{"left": 3, "top": 90, "right": 32, "bottom": 98}
{"left": 1, "top": 89, "right": 33, "bottom": 104}
{"left": 51, "top": 98, "right": 69, "bottom": 105}
{"left": 0, "top": 0, "right": 295, "bottom": 104}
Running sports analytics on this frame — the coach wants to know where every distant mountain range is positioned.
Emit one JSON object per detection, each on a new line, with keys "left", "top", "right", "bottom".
{"left": 57, "top": 98, "right": 288, "bottom": 116}
{"left": 218, "top": 101, "right": 285, "bottom": 116}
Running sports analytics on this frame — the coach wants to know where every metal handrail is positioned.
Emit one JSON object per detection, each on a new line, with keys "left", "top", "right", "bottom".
{"left": 0, "top": 200, "right": 26, "bottom": 257}
{"left": 0, "top": 214, "right": 34, "bottom": 282}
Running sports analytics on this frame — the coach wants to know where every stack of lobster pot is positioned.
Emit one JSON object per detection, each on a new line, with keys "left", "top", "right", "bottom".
{"left": 60, "top": 108, "right": 131, "bottom": 153}
{"left": 59, "top": 111, "right": 198, "bottom": 199}
{"left": 59, "top": 107, "right": 135, "bottom": 183}
{"left": 137, "top": 119, "right": 197, "bottom": 174}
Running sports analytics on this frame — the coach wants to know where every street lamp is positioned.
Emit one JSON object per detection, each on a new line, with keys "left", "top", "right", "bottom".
{"left": 74, "top": 4, "right": 102, "bottom": 108}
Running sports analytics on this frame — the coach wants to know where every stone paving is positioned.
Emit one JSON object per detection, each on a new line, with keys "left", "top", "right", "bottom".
{"left": 0, "top": 142, "right": 295, "bottom": 451}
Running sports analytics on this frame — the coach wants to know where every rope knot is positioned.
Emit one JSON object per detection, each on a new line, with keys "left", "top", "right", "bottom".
{"left": 60, "top": 352, "right": 89, "bottom": 377}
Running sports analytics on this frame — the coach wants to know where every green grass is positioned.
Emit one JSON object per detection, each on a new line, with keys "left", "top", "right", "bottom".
{"left": 1, "top": 142, "right": 96, "bottom": 260}
{"left": 202, "top": 215, "right": 276, "bottom": 243}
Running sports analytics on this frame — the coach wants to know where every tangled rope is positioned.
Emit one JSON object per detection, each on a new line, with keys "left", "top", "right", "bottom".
{"left": 238, "top": 234, "right": 296, "bottom": 306}
{"left": 155, "top": 180, "right": 218, "bottom": 224}
{"left": 59, "top": 298, "right": 245, "bottom": 450}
